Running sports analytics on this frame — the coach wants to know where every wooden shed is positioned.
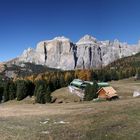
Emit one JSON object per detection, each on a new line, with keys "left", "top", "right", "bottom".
{"left": 97, "top": 86, "right": 118, "bottom": 100}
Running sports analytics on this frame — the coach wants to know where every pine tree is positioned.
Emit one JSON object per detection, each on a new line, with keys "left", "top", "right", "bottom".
{"left": 46, "top": 86, "right": 52, "bottom": 103}
{"left": 35, "top": 85, "right": 47, "bottom": 104}
{"left": 35, "top": 80, "right": 52, "bottom": 104}
{"left": 0, "top": 86, "right": 3, "bottom": 102}
{"left": 59, "top": 75, "right": 65, "bottom": 87}
{"left": 104, "top": 71, "right": 111, "bottom": 82}
{"left": 111, "top": 70, "right": 119, "bottom": 80}
{"left": 51, "top": 76, "right": 59, "bottom": 91}
{"left": 118, "top": 70, "right": 123, "bottom": 79}
{"left": 26, "top": 80, "right": 35, "bottom": 97}
{"left": 3, "top": 82, "right": 10, "bottom": 102}
{"left": 64, "top": 72, "right": 73, "bottom": 85}
{"left": 93, "top": 71, "right": 98, "bottom": 81}
{"left": 136, "top": 68, "right": 140, "bottom": 79}
{"left": 9, "top": 82, "right": 16, "bottom": 100}
{"left": 16, "top": 80, "right": 28, "bottom": 101}
{"left": 34, "top": 80, "right": 47, "bottom": 96}
{"left": 84, "top": 81, "right": 99, "bottom": 101}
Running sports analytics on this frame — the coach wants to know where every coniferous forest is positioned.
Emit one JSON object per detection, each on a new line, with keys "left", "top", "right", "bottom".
{"left": 0, "top": 52, "right": 140, "bottom": 103}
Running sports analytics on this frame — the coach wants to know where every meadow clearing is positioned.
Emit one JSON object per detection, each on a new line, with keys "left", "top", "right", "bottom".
{"left": 0, "top": 78, "right": 140, "bottom": 140}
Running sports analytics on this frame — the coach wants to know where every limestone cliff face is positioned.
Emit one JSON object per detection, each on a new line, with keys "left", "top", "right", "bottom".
{"left": 35, "top": 37, "right": 76, "bottom": 69}
{"left": 76, "top": 35, "right": 103, "bottom": 69}
{"left": 14, "top": 35, "right": 140, "bottom": 70}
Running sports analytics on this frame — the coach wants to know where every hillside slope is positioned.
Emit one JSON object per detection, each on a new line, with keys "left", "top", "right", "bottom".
{"left": 0, "top": 62, "right": 60, "bottom": 79}
{"left": 51, "top": 87, "right": 81, "bottom": 103}
{"left": 107, "top": 52, "right": 140, "bottom": 69}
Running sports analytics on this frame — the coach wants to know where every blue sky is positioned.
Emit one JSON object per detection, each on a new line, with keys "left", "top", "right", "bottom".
{"left": 0, "top": 0, "right": 140, "bottom": 62}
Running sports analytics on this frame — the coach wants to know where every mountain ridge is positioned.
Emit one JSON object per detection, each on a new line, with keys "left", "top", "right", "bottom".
{"left": 4, "top": 35, "right": 140, "bottom": 70}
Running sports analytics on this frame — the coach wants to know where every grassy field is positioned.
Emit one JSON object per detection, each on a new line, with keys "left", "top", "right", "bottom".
{"left": 0, "top": 79, "right": 140, "bottom": 140}
{"left": 109, "top": 78, "right": 140, "bottom": 98}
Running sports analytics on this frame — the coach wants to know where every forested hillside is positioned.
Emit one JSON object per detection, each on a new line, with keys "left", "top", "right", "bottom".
{"left": 1, "top": 52, "right": 140, "bottom": 104}
{"left": 107, "top": 52, "right": 140, "bottom": 69}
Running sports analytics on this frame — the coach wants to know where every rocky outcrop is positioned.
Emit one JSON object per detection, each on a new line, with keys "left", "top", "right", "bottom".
{"left": 0, "top": 63, "right": 6, "bottom": 73}
{"left": 11, "top": 35, "right": 140, "bottom": 70}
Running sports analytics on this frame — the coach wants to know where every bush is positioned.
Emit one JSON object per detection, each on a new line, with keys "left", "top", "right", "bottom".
{"left": 84, "top": 81, "right": 99, "bottom": 101}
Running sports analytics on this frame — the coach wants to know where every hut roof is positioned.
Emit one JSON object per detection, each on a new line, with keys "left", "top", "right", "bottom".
{"left": 70, "top": 79, "right": 83, "bottom": 87}
{"left": 97, "top": 86, "right": 118, "bottom": 98}
{"left": 98, "top": 82, "right": 110, "bottom": 87}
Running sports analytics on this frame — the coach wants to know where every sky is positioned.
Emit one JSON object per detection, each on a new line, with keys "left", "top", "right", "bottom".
{"left": 0, "top": 0, "right": 140, "bottom": 62}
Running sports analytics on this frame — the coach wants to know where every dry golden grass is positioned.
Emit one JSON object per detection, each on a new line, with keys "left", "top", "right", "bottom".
{"left": 109, "top": 78, "right": 140, "bottom": 98}
{"left": 0, "top": 98, "right": 140, "bottom": 140}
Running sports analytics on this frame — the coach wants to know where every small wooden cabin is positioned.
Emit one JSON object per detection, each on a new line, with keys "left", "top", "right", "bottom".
{"left": 97, "top": 87, "right": 118, "bottom": 100}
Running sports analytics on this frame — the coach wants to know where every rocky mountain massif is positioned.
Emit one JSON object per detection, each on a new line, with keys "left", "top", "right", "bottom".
{"left": 6, "top": 35, "right": 140, "bottom": 70}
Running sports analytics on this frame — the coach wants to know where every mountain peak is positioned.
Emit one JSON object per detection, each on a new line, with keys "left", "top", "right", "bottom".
{"left": 76, "top": 34, "right": 97, "bottom": 45}
{"left": 53, "top": 36, "right": 70, "bottom": 42}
